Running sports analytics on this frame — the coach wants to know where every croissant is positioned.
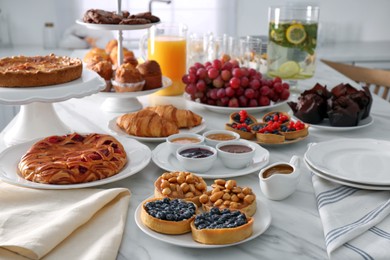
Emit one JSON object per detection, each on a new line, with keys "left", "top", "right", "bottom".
{"left": 116, "top": 110, "right": 179, "bottom": 137}
{"left": 146, "top": 105, "right": 202, "bottom": 128}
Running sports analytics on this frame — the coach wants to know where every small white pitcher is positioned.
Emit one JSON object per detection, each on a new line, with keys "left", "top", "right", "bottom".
{"left": 259, "top": 155, "right": 301, "bottom": 200}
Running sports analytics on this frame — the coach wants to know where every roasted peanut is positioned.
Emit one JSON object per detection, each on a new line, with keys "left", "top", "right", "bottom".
{"left": 232, "top": 187, "right": 242, "bottom": 193}
{"left": 185, "top": 192, "right": 194, "bottom": 198}
{"left": 162, "top": 187, "right": 171, "bottom": 195}
{"left": 230, "top": 202, "right": 238, "bottom": 209}
{"left": 242, "top": 187, "right": 252, "bottom": 195}
{"left": 237, "top": 193, "right": 245, "bottom": 199}
{"left": 195, "top": 182, "right": 206, "bottom": 191}
{"left": 225, "top": 180, "right": 236, "bottom": 190}
{"left": 199, "top": 194, "right": 209, "bottom": 204}
{"left": 162, "top": 172, "right": 172, "bottom": 180}
{"left": 231, "top": 194, "right": 239, "bottom": 202}
{"left": 180, "top": 183, "right": 190, "bottom": 193}
{"left": 223, "top": 200, "right": 231, "bottom": 206}
{"left": 186, "top": 174, "right": 195, "bottom": 184}
{"left": 222, "top": 193, "right": 231, "bottom": 201}
{"left": 214, "top": 199, "right": 223, "bottom": 206}
{"left": 160, "top": 179, "right": 170, "bottom": 189}
{"left": 210, "top": 191, "right": 224, "bottom": 202}
{"left": 244, "top": 194, "right": 255, "bottom": 204}
{"left": 177, "top": 175, "right": 185, "bottom": 184}
{"left": 214, "top": 179, "right": 226, "bottom": 186}
{"left": 168, "top": 176, "right": 177, "bottom": 183}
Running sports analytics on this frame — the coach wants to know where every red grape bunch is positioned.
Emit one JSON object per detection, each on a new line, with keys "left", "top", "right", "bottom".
{"left": 182, "top": 58, "right": 290, "bottom": 108}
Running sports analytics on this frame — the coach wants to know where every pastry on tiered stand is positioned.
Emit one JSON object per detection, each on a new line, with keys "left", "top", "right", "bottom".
{"left": 199, "top": 179, "right": 256, "bottom": 217}
{"left": 141, "top": 197, "right": 197, "bottom": 234}
{"left": 112, "top": 63, "right": 145, "bottom": 92}
{"left": 154, "top": 171, "right": 208, "bottom": 207}
{"left": 190, "top": 207, "right": 254, "bottom": 245}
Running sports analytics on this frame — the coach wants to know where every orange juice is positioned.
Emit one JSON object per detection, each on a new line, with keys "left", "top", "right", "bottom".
{"left": 148, "top": 36, "right": 187, "bottom": 96}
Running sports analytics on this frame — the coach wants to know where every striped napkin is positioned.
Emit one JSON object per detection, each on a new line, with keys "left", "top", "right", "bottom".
{"left": 311, "top": 174, "right": 390, "bottom": 259}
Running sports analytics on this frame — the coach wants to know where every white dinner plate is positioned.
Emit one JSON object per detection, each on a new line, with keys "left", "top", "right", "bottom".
{"left": 294, "top": 115, "right": 374, "bottom": 131}
{"left": 108, "top": 118, "right": 207, "bottom": 142}
{"left": 0, "top": 136, "right": 151, "bottom": 189}
{"left": 184, "top": 94, "right": 288, "bottom": 114}
{"left": 305, "top": 159, "right": 390, "bottom": 190}
{"left": 76, "top": 19, "right": 160, "bottom": 31}
{"left": 305, "top": 138, "right": 390, "bottom": 186}
{"left": 97, "top": 76, "right": 172, "bottom": 98}
{"left": 0, "top": 69, "right": 105, "bottom": 105}
{"left": 134, "top": 198, "right": 272, "bottom": 248}
{"left": 152, "top": 142, "right": 269, "bottom": 178}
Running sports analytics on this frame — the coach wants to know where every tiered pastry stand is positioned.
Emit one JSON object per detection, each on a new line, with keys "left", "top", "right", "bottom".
{"left": 76, "top": 0, "right": 164, "bottom": 113}
{"left": 0, "top": 70, "right": 105, "bottom": 147}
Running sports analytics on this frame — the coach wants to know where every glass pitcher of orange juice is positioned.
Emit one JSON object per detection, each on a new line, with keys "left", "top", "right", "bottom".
{"left": 140, "top": 23, "right": 188, "bottom": 96}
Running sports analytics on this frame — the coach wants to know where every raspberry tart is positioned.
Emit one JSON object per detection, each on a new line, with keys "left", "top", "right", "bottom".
{"left": 225, "top": 122, "right": 254, "bottom": 140}
{"left": 141, "top": 197, "right": 197, "bottom": 234}
{"left": 280, "top": 120, "right": 309, "bottom": 140}
{"left": 262, "top": 111, "right": 290, "bottom": 125}
{"left": 0, "top": 54, "right": 82, "bottom": 87}
{"left": 229, "top": 110, "right": 257, "bottom": 125}
{"left": 254, "top": 121, "right": 285, "bottom": 143}
{"left": 190, "top": 207, "right": 254, "bottom": 245}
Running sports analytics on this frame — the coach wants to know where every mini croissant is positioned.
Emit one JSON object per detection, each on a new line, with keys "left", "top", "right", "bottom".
{"left": 116, "top": 110, "right": 179, "bottom": 137}
{"left": 146, "top": 105, "right": 202, "bottom": 128}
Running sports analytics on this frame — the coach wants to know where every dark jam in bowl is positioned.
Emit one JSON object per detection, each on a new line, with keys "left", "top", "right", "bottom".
{"left": 219, "top": 144, "right": 252, "bottom": 153}
{"left": 179, "top": 148, "right": 213, "bottom": 158}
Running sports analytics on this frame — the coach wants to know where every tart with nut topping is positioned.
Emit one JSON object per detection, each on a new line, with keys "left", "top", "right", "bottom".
{"left": 154, "top": 171, "right": 208, "bottom": 207}
{"left": 199, "top": 179, "right": 256, "bottom": 217}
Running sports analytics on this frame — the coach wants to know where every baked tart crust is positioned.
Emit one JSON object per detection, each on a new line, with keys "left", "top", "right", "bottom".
{"left": 190, "top": 215, "right": 254, "bottom": 245}
{"left": 141, "top": 197, "right": 197, "bottom": 235}
{"left": 0, "top": 54, "right": 82, "bottom": 87}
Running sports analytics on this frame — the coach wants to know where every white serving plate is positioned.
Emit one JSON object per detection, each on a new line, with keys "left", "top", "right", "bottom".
{"left": 305, "top": 138, "right": 390, "bottom": 186}
{"left": 76, "top": 20, "right": 160, "bottom": 31}
{"left": 109, "top": 118, "right": 207, "bottom": 143}
{"left": 305, "top": 159, "right": 390, "bottom": 190}
{"left": 134, "top": 198, "right": 272, "bottom": 248}
{"left": 294, "top": 115, "right": 374, "bottom": 131}
{"left": 184, "top": 94, "right": 288, "bottom": 114}
{"left": 152, "top": 142, "right": 269, "bottom": 178}
{"left": 0, "top": 136, "right": 151, "bottom": 189}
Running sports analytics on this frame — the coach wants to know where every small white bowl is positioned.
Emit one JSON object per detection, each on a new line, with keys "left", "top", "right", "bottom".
{"left": 176, "top": 144, "right": 217, "bottom": 173}
{"left": 166, "top": 133, "right": 204, "bottom": 155}
{"left": 203, "top": 129, "right": 240, "bottom": 147}
{"left": 216, "top": 140, "right": 256, "bottom": 169}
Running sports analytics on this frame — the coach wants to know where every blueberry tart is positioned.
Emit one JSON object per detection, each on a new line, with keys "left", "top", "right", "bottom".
{"left": 190, "top": 207, "right": 254, "bottom": 245}
{"left": 225, "top": 123, "right": 254, "bottom": 140}
{"left": 229, "top": 110, "right": 257, "bottom": 125}
{"left": 254, "top": 121, "right": 285, "bottom": 143}
{"left": 280, "top": 120, "right": 309, "bottom": 140}
{"left": 262, "top": 111, "right": 290, "bottom": 125}
{"left": 141, "top": 197, "right": 198, "bottom": 234}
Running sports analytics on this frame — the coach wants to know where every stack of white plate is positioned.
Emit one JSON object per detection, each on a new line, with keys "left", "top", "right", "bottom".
{"left": 304, "top": 138, "right": 390, "bottom": 190}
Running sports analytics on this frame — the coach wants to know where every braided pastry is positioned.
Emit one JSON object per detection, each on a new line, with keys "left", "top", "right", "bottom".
{"left": 18, "top": 133, "right": 127, "bottom": 184}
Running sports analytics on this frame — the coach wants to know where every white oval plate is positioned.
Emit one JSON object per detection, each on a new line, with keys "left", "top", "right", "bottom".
{"left": 0, "top": 136, "right": 151, "bottom": 189}
{"left": 0, "top": 69, "right": 105, "bottom": 105}
{"left": 305, "top": 159, "right": 390, "bottom": 190}
{"left": 97, "top": 76, "right": 172, "bottom": 98}
{"left": 152, "top": 142, "right": 269, "bottom": 178}
{"left": 76, "top": 19, "right": 160, "bottom": 31}
{"left": 108, "top": 118, "right": 207, "bottom": 143}
{"left": 305, "top": 138, "right": 390, "bottom": 186}
{"left": 134, "top": 198, "right": 272, "bottom": 248}
{"left": 184, "top": 94, "right": 288, "bottom": 114}
{"left": 294, "top": 115, "right": 374, "bottom": 131}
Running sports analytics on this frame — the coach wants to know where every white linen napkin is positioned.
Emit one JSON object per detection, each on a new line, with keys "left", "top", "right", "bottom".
{"left": 311, "top": 174, "right": 390, "bottom": 259}
{"left": 0, "top": 182, "right": 131, "bottom": 260}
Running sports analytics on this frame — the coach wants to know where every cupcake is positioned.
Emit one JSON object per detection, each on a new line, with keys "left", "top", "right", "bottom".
{"left": 112, "top": 63, "right": 145, "bottom": 92}
{"left": 137, "top": 60, "right": 162, "bottom": 90}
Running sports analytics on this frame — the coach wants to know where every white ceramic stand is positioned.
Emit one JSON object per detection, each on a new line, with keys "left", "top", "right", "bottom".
{"left": 4, "top": 103, "right": 72, "bottom": 147}
{"left": 101, "top": 96, "right": 143, "bottom": 112}
{"left": 0, "top": 70, "right": 105, "bottom": 146}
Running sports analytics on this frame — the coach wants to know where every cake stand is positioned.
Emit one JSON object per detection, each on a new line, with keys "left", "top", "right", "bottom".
{"left": 0, "top": 69, "right": 105, "bottom": 147}
{"left": 76, "top": 0, "right": 165, "bottom": 113}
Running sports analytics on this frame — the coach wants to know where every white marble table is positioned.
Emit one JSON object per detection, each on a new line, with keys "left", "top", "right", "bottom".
{"left": 1, "top": 61, "right": 390, "bottom": 260}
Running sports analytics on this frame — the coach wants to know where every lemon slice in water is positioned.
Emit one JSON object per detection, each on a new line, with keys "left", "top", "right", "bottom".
{"left": 277, "top": 61, "right": 300, "bottom": 78}
{"left": 286, "top": 24, "right": 306, "bottom": 45}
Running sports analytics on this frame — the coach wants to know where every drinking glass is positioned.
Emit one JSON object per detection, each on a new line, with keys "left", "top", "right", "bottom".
{"left": 140, "top": 23, "right": 188, "bottom": 96}
{"left": 266, "top": 5, "right": 319, "bottom": 85}
{"left": 239, "top": 36, "right": 262, "bottom": 70}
